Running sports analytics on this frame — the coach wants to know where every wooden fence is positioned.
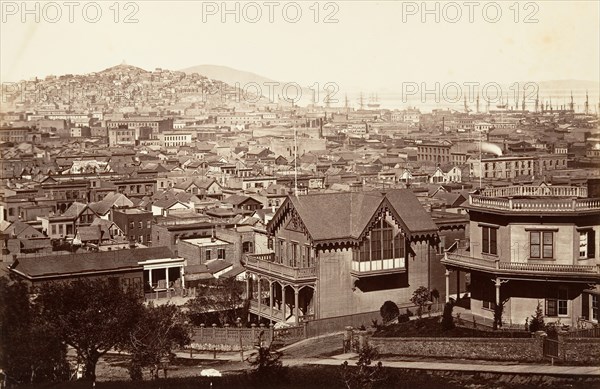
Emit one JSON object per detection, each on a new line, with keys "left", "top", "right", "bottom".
{"left": 187, "top": 323, "right": 306, "bottom": 351}
{"left": 563, "top": 327, "right": 600, "bottom": 338}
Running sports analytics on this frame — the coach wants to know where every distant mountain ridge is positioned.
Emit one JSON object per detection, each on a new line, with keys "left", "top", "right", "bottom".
{"left": 180, "top": 64, "right": 277, "bottom": 88}
{"left": 181, "top": 64, "right": 314, "bottom": 105}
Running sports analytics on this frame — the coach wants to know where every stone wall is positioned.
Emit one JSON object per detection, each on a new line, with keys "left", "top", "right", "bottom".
{"left": 561, "top": 338, "right": 600, "bottom": 365}
{"left": 369, "top": 336, "right": 544, "bottom": 363}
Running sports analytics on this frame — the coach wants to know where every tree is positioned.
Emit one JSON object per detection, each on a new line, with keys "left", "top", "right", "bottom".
{"left": 0, "top": 278, "right": 69, "bottom": 385}
{"left": 340, "top": 343, "right": 387, "bottom": 389}
{"left": 37, "top": 278, "right": 144, "bottom": 381}
{"left": 186, "top": 278, "right": 248, "bottom": 326}
{"left": 529, "top": 300, "right": 545, "bottom": 332}
{"left": 410, "top": 286, "right": 430, "bottom": 319}
{"left": 493, "top": 302, "right": 504, "bottom": 330}
{"left": 246, "top": 331, "right": 285, "bottom": 386}
{"left": 441, "top": 301, "right": 455, "bottom": 331}
{"left": 127, "top": 304, "right": 191, "bottom": 380}
{"left": 379, "top": 301, "right": 399, "bottom": 324}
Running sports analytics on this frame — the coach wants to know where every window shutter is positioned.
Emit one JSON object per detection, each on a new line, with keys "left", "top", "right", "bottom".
{"left": 588, "top": 230, "right": 596, "bottom": 258}
{"left": 582, "top": 292, "right": 590, "bottom": 320}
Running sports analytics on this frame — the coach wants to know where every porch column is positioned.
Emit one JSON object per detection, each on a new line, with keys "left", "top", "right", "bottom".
{"left": 313, "top": 283, "right": 318, "bottom": 319}
{"left": 180, "top": 266, "right": 185, "bottom": 289}
{"left": 257, "top": 277, "right": 262, "bottom": 316}
{"left": 495, "top": 277, "right": 501, "bottom": 307}
{"left": 282, "top": 284, "right": 286, "bottom": 322}
{"left": 294, "top": 287, "right": 299, "bottom": 326}
{"left": 148, "top": 268, "right": 153, "bottom": 288}
{"left": 445, "top": 269, "right": 450, "bottom": 303}
{"left": 456, "top": 270, "right": 460, "bottom": 300}
{"left": 245, "top": 274, "right": 250, "bottom": 300}
{"left": 269, "top": 280, "right": 274, "bottom": 322}
{"left": 165, "top": 267, "right": 170, "bottom": 289}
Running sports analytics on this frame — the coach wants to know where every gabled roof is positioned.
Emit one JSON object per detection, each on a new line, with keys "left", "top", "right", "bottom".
{"left": 4, "top": 220, "right": 44, "bottom": 238}
{"left": 222, "top": 194, "right": 262, "bottom": 206}
{"left": 153, "top": 198, "right": 189, "bottom": 209}
{"left": 62, "top": 202, "right": 88, "bottom": 218}
{"left": 269, "top": 190, "right": 437, "bottom": 245}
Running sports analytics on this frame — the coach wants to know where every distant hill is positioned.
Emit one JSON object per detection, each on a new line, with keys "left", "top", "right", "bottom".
{"left": 180, "top": 65, "right": 276, "bottom": 88}
{"left": 533, "top": 80, "right": 600, "bottom": 91}
{"left": 180, "top": 65, "right": 314, "bottom": 105}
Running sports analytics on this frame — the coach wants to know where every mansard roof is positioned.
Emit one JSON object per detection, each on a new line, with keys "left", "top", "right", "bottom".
{"left": 269, "top": 189, "right": 438, "bottom": 245}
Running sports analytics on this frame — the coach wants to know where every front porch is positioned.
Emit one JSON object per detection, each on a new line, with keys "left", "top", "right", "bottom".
{"left": 246, "top": 273, "right": 316, "bottom": 326}
{"left": 139, "top": 256, "right": 188, "bottom": 302}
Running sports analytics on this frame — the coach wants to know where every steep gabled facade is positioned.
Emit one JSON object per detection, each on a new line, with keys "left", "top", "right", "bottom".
{"left": 244, "top": 190, "right": 439, "bottom": 325}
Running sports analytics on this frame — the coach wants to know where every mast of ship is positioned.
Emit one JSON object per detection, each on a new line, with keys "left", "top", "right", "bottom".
{"left": 344, "top": 94, "right": 349, "bottom": 113}
{"left": 535, "top": 92, "right": 539, "bottom": 113}
{"left": 359, "top": 92, "right": 364, "bottom": 110}
{"left": 569, "top": 91, "right": 574, "bottom": 112}
{"left": 294, "top": 126, "right": 298, "bottom": 196}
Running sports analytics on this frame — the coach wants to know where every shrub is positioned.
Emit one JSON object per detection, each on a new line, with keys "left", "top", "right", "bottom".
{"left": 397, "top": 313, "right": 410, "bottom": 323}
{"left": 379, "top": 301, "right": 400, "bottom": 324}
{"left": 528, "top": 300, "right": 545, "bottom": 332}
{"left": 441, "top": 302, "right": 455, "bottom": 331}
{"left": 340, "top": 344, "right": 387, "bottom": 389}
{"left": 410, "top": 286, "right": 431, "bottom": 319}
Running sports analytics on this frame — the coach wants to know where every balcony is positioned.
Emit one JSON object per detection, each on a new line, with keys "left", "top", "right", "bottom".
{"left": 468, "top": 195, "right": 600, "bottom": 214}
{"left": 481, "top": 185, "right": 588, "bottom": 198}
{"left": 245, "top": 253, "right": 317, "bottom": 282}
{"left": 443, "top": 252, "right": 600, "bottom": 280}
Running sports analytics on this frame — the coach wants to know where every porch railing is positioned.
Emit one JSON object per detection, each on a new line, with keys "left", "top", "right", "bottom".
{"left": 481, "top": 185, "right": 587, "bottom": 198}
{"left": 444, "top": 253, "right": 600, "bottom": 277}
{"left": 469, "top": 195, "right": 600, "bottom": 213}
{"left": 245, "top": 253, "right": 317, "bottom": 280}
{"left": 144, "top": 287, "right": 196, "bottom": 301}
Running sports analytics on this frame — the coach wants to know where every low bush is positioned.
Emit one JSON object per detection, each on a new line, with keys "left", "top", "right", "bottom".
{"left": 379, "top": 301, "right": 399, "bottom": 324}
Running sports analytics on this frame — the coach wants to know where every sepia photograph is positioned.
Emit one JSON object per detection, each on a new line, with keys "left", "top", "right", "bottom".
{"left": 0, "top": 1, "right": 599, "bottom": 388}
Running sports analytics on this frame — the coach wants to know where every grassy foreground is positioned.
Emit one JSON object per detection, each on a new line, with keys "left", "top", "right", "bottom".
{"left": 14, "top": 364, "right": 600, "bottom": 389}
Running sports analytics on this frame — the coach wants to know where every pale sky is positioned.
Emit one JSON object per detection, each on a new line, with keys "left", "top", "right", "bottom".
{"left": 1, "top": 0, "right": 599, "bottom": 91}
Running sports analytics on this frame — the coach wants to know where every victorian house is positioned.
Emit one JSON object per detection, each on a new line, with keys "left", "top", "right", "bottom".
{"left": 442, "top": 184, "right": 600, "bottom": 328}
{"left": 243, "top": 189, "right": 439, "bottom": 325}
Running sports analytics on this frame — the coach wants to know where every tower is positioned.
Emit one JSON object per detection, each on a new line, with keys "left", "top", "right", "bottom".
{"left": 585, "top": 90, "right": 589, "bottom": 115}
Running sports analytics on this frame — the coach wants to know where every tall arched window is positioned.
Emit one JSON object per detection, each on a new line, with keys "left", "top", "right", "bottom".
{"left": 356, "top": 218, "right": 404, "bottom": 263}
